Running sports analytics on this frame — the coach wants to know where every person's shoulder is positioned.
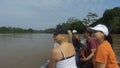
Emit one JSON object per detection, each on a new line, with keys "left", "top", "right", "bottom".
{"left": 104, "top": 40, "right": 111, "bottom": 45}
{"left": 89, "top": 38, "right": 95, "bottom": 42}
{"left": 50, "top": 46, "right": 61, "bottom": 61}
{"left": 51, "top": 46, "right": 60, "bottom": 55}
{"left": 100, "top": 41, "right": 110, "bottom": 47}
{"left": 98, "top": 41, "right": 109, "bottom": 50}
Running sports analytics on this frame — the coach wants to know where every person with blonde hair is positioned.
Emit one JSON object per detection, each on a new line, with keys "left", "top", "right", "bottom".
{"left": 49, "top": 25, "right": 77, "bottom": 68}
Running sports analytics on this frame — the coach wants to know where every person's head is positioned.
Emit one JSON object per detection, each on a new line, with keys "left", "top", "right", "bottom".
{"left": 72, "top": 30, "right": 77, "bottom": 34}
{"left": 88, "top": 24, "right": 109, "bottom": 43}
{"left": 53, "top": 25, "right": 70, "bottom": 44}
{"left": 83, "top": 29, "right": 92, "bottom": 39}
{"left": 72, "top": 30, "right": 78, "bottom": 37}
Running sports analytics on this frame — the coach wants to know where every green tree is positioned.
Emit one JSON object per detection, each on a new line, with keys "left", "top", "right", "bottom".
{"left": 93, "top": 7, "right": 120, "bottom": 33}
{"left": 83, "top": 12, "right": 98, "bottom": 27}
{"left": 66, "top": 17, "right": 80, "bottom": 23}
{"left": 61, "top": 17, "right": 85, "bottom": 33}
{"left": 27, "top": 28, "right": 34, "bottom": 33}
{"left": 44, "top": 28, "right": 54, "bottom": 33}
{"left": 0, "top": 27, "right": 40, "bottom": 33}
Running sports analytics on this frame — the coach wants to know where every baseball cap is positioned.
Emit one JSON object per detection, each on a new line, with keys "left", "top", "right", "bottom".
{"left": 72, "top": 30, "right": 77, "bottom": 34}
{"left": 88, "top": 24, "right": 109, "bottom": 36}
{"left": 53, "top": 25, "right": 68, "bottom": 36}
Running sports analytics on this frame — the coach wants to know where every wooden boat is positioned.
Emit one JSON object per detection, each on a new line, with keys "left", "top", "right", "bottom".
{"left": 40, "top": 60, "right": 49, "bottom": 68}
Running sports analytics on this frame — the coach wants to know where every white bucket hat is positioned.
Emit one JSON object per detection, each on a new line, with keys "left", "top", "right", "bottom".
{"left": 89, "top": 24, "right": 109, "bottom": 36}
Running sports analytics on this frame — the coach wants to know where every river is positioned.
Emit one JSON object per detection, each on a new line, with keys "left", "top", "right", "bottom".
{"left": 0, "top": 34, "right": 53, "bottom": 68}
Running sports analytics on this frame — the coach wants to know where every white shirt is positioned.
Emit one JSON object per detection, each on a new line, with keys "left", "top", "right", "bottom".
{"left": 56, "top": 47, "right": 77, "bottom": 68}
{"left": 56, "top": 56, "right": 77, "bottom": 68}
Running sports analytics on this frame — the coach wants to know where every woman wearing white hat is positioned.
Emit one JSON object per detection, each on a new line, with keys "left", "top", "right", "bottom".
{"left": 89, "top": 24, "right": 119, "bottom": 68}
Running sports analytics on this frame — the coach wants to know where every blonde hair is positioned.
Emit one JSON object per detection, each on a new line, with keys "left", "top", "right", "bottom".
{"left": 61, "top": 30, "right": 73, "bottom": 43}
{"left": 67, "top": 30, "right": 73, "bottom": 43}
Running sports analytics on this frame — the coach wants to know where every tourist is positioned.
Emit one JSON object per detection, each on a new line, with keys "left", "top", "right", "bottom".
{"left": 89, "top": 24, "right": 119, "bottom": 68}
{"left": 49, "top": 25, "right": 77, "bottom": 68}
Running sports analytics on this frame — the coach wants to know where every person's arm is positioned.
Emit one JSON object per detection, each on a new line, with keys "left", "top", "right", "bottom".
{"left": 82, "top": 48, "right": 96, "bottom": 61}
{"left": 96, "top": 62, "right": 105, "bottom": 68}
{"left": 49, "top": 48, "right": 57, "bottom": 68}
{"left": 82, "top": 40, "right": 97, "bottom": 61}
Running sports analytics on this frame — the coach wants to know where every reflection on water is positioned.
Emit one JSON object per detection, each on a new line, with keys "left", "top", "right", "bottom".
{"left": 0, "top": 34, "right": 53, "bottom": 68}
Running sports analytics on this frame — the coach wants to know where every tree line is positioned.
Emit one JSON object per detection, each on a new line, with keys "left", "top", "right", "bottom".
{"left": 0, "top": 26, "right": 55, "bottom": 33}
{"left": 0, "top": 27, "right": 37, "bottom": 33}
{"left": 57, "top": 7, "right": 120, "bottom": 34}
{"left": 0, "top": 7, "right": 120, "bottom": 33}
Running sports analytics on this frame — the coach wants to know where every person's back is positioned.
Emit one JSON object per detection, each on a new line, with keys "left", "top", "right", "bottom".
{"left": 56, "top": 42, "right": 77, "bottom": 68}
{"left": 49, "top": 25, "right": 77, "bottom": 68}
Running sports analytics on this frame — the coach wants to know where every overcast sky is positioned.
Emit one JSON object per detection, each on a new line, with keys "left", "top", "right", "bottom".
{"left": 0, "top": 0, "right": 120, "bottom": 30}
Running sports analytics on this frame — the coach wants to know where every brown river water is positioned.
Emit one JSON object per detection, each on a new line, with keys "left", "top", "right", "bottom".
{"left": 0, "top": 34, "right": 53, "bottom": 68}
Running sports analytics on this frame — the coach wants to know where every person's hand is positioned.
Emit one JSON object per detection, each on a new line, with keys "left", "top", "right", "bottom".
{"left": 82, "top": 58, "right": 88, "bottom": 61}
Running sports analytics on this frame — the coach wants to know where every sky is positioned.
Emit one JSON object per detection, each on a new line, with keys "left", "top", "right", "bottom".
{"left": 0, "top": 0, "right": 120, "bottom": 30}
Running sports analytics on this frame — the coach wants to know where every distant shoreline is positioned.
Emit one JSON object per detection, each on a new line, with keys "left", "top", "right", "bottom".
{"left": 0, "top": 33, "right": 53, "bottom": 34}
